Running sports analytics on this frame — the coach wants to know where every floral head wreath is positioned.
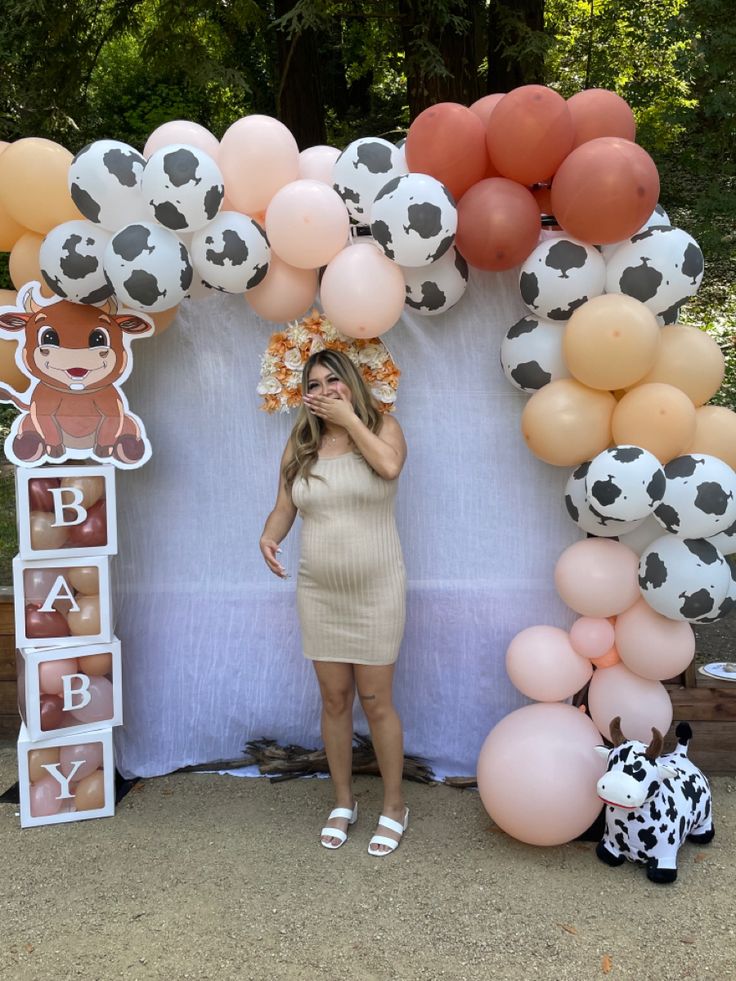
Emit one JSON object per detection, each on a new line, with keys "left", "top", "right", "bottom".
{"left": 258, "top": 309, "right": 400, "bottom": 414}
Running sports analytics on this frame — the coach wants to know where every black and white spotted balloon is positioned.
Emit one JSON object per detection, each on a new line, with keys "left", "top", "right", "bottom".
{"left": 584, "top": 445, "right": 666, "bottom": 522}
{"left": 68, "top": 140, "right": 149, "bottom": 231}
{"left": 190, "top": 212, "right": 271, "bottom": 293}
{"left": 369, "top": 173, "right": 456, "bottom": 267}
{"left": 638, "top": 535, "right": 730, "bottom": 622}
{"left": 39, "top": 220, "right": 113, "bottom": 304}
{"left": 564, "top": 461, "right": 645, "bottom": 538}
{"left": 653, "top": 453, "right": 736, "bottom": 539}
{"left": 708, "top": 518, "right": 736, "bottom": 557}
{"left": 402, "top": 246, "right": 468, "bottom": 316}
{"left": 103, "top": 222, "right": 193, "bottom": 312}
{"left": 694, "top": 560, "right": 736, "bottom": 623}
{"left": 142, "top": 144, "right": 224, "bottom": 232}
{"left": 501, "top": 315, "right": 570, "bottom": 393}
{"left": 332, "top": 137, "right": 406, "bottom": 224}
{"left": 518, "top": 237, "right": 605, "bottom": 322}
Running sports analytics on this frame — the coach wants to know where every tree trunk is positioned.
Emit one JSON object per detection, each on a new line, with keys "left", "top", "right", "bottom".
{"left": 273, "top": 0, "right": 326, "bottom": 149}
{"left": 487, "top": 0, "right": 545, "bottom": 93}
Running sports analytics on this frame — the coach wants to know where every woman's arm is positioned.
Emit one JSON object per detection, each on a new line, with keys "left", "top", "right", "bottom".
{"left": 259, "top": 441, "right": 298, "bottom": 578}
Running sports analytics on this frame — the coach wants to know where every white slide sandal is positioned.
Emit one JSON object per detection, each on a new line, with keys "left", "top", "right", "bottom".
{"left": 320, "top": 801, "right": 359, "bottom": 849}
{"left": 368, "top": 807, "right": 409, "bottom": 857}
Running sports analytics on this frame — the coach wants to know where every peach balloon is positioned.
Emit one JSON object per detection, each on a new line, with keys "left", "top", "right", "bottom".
{"left": 73, "top": 768, "right": 106, "bottom": 811}
{"left": 567, "top": 89, "right": 636, "bottom": 149}
{"left": 265, "top": 179, "right": 349, "bottom": 269}
{"left": 29, "top": 774, "right": 64, "bottom": 818}
{"left": 66, "top": 566, "right": 100, "bottom": 596}
{"left": 569, "top": 617, "right": 615, "bottom": 660}
{"left": 144, "top": 120, "right": 219, "bottom": 160}
{"left": 60, "top": 475, "right": 105, "bottom": 509}
{"left": 405, "top": 102, "right": 488, "bottom": 200}
{"left": 486, "top": 85, "right": 575, "bottom": 185}
{"left": 550, "top": 137, "right": 660, "bottom": 244}
{"left": 0, "top": 338, "right": 29, "bottom": 392}
{"left": 455, "top": 178, "right": 540, "bottom": 271}
{"left": 319, "top": 243, "right": 405, "bottom": 338}
{"left": 555, "top": 538, "right": 640, "bottom": 618}
{"left": 612, "top": 383, "right": 697, "bottom": 464}
{"left": 0, "top": 137, "right": 82, "bottom": 234}
{"left": 477, "top": 703, "right": 605, "bottom": 846}
{"left": 469, "top": 93, "right": 505, "bottom": 127}
{"left": 219, "top": 115, "right": 300, "bottom": 216}
{"left": 66, "top": 594, "right": 101, "bottom": 637}
{"left": 505, "top": 625, "right": 593, "bottom": 701}
{"left": 633, "top": 325, "right": 725, "bottom": 407}
{"left": 28, "top": 747, "right": 60, "bottom": 784}
{"left": 0, "top": 199, "right": 25, "bottom": 251}
{"left": 685, "top": 405, "right": 736, "bottom": 471}
{"left": 150, "top": 306, "right": 179, "bottom": 334}
{"left": 298, "top": 145, "right": 341, "bottom": 185}
{"left": 29, "top": 511, "right": 69, "bottom": 551}
{"left": 563, "top": 293, "right": 661, "bottom": 390}
{"left": 614, "top": 598, "right": 695, "bottom": 681}
{"left": 9, "top": 231, "right": 44, "bottom": 290}
{"left": 59, "top": 742, "right": 104, "bottom": 782}
{"left": 38, "top": 657, "right": 79, "bottom": 696}
{"left": 245, "top": 255, "right": 318, "bottom": 323}
{"left": 79, "top": 651, "right": 113, "bottom": 676}
{"left": 69, "top": 676, "right": 114, "bottom": 724}
{"left": 588, "top": 662, "right": 673, "bottom": 743}
{"left": 521, "top": 379, "right": 615, "bottom": 467}
{"left": 590, "top": 645, "right": 621, "bottom": 669}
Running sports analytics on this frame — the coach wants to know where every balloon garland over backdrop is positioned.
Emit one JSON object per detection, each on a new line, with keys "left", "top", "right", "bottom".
{"left": 1, "top": 85, "right": 735, "bottom": 847}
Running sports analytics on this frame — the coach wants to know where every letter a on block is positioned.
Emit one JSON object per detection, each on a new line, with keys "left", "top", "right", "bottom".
{"left": 62, "top": 673, "right": 91, "bottom": 711}
{"left": 39, "top": 575, "right": 80, "bottom": 613}
{"left": 41, "top": 759, "right": 85, "bottom": 800}
{"left": 48, "top": 486, "right": 87, "bottom": 527}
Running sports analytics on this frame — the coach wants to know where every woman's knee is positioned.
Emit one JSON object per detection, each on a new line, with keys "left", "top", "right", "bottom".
{"left": 358, "top": 690, "right": 393, "bottom": 724}
{"left": 321, "top": 686, "right": 354, "bottom": 717}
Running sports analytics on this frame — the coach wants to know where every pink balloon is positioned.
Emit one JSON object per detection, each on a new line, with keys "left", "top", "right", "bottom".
{"left": 506, "top": 625, "right": 592, "bottom": 701}
{"left": 69, "top": 675, "right": 115, "bottom": 724}
{"left": 468, "top": 93, "right": 505, "bottom": 127}
{"left": 588, "top": 662, "right": 673, "bottom": 742}
{"left": 265, "top": 179, "right": 349, "bottom": 269}
{"left": 219, "top": 115, "right": 300, "bottom": 215}
{"left": 569, "top": 617, "right": 616, "bottom": 660}
{"left": 144, "top": 120, "right": 220, "bottom": 161}
{"left": 298, "top": 145, "right": 341, "bottom": 185}
{"left": 320, "top": 242, "right": 406, "bottom": 338}
{"left": 554, "top": 539, "right": 640, "bottom": 618}
{"left": 29, "top": 774, "right": 64, "bottom": 818}
{"left": 477, "top": 703, "right": 605, "bottom": 846}
{"left": 38, "top": 657, "right": 80, "bottom": 696}
{"left": 59, "top": 741, "right": 104, "bottom": 781}
{"left": 245, "top": 254, "right": 318, "bottom": 322}
{"left": 23, "top": 567, "right": 64, "bottom": 605}
{"left": 614, "top": 598, "right": 695, "bottom": 681}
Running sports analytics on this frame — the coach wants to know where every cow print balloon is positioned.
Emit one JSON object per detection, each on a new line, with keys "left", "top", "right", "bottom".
{"left": 653, "top": 453, "right": 736, "bottom": 539}
{"left": 695, "top": 559, "right": 736, "bottom": 623}
{"left": 142, "top": 143, "right": 224, "bottom": 233}
{"left": 605, "top": 225, "right": 704, "bottom": 322}
{"left": 518, "top": 237, "right": 606, "bottom": 322}
{"left": 69, "top": 140, "right": 150, "bottom": 231}
{"left": 190, "top": 211, "right": 271, "bottom": 293}
{"left": 564, "top": 461, "right": 645, "bottom": 538}
{"left": 708, "top": 517, "right": 736, "bottom": 557}
{"left": 599, "top": 204, "right": 671, "bottom": 263}
{"left": 369, "top": 173, "right": 456, "bottom": 267}
{"left": 402, "top": 246, "right": 468, "bottom": 316}
{"left": 103, "top": 222, "right": 193, "bottom": 312}
{"left": 501, "top": 315, "right": 570, "bottom": 393}
{"left": 639, "top": 534, "right": 730, "bottom": 622}
{"left": 333, "top": 137, "right": 406, "bottom": 224}
{"left": 39, "top": 220, "right": 113, "bottom": 304}
{"left": 584, "top": 445, "right": 666, "bottom": 522}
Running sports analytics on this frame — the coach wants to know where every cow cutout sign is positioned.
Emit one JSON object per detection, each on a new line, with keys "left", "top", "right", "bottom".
{"left": 0, "top": 282, "right": 153, "bottom": 469}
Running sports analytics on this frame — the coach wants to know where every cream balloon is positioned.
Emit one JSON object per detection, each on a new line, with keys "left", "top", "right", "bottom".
{"left": 60, "top": 475, "right": 104, "bottom": 509}
{"left": 588, "top": 662, "right": 673, "bottom": 743}
{"left": 29, "top": 511, "right": 69, "bottom": 551}
{"left": 28, "top": 747, "right": 60, "bottom": 783}
{"left": 66, "top": 566, "right": 99, "bottom": 596}
{"left": 265, "top": 180, "right": 349, "bottom": 269}
{"left": 612, "top": 383, "right": 696, "bottom": 464}
{"left": 685, "top": 405, "right": 736, "bottom": 471}
{"left": 631, "top": 324, "right": 724, "bottom": 406}
{"left": 505, "top": 625, "right": 593, "bottom": 701}
{"left": 521, "top": 379, "right": 615, "bottom": 467}
{"left": 298, "top": 145, "right": 341, "bottom": 185}
{"left": 614, "top": 598, "right": 695, "bottom": 680}
{"left": 219, "top": 115, "right": 300, "bottom": 215}
{"left": 66, "top": 594, "right": 101, "bottom": 636}
{"left": 554, "top": 538, "right": 641, "bottom": 617}
{"left": 245, "top": 255, "right": 318, "bottom": 323}
{"left": 320, "top": 243, "right": 406, "bottom": 338}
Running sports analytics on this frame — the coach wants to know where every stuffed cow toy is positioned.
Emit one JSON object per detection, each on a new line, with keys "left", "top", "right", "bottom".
{"left": 594, "top": 716, "right": 714, "bottom": 884}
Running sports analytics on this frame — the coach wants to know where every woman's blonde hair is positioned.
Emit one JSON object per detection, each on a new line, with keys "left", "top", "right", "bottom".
{"left": 283, "top": 349, "right": 383, "bottom": 489}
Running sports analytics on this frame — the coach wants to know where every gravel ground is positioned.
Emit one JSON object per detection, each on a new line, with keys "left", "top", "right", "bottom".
{"left": 1, "top": 741, "right": 735, "bottom": 981}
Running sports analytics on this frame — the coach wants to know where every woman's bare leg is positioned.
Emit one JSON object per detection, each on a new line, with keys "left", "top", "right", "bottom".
{"left": 313, "top": 660, "right": 356, "bottom": 846}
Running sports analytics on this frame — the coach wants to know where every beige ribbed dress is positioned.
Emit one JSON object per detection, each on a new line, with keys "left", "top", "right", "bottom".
{"left": 291, "top": 451, "right": 406, "bottom": 665}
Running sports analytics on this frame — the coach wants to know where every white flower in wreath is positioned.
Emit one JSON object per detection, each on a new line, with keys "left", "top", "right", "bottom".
{"left": 356, "top": 343, "right": 384, "bottom": 366}
{"left": 289, "top": 323, "right": 310, "bottom": 347}
{"left": 261, "top": 353, "right": 279, "bottom": 373}
{"left": 283, "top": 348, "right": 305, "bottom": 372}
{"left": 321, "top": 320, "right": 341, "bottom": 342}
{"left": 257, "top": 377, "right": 283, "bottom": 395}
{"left": 285, "top": 370, "right": 302, "bottom": 391}
{"left": 309, "top": 336, "right": 326, "bottom": 355}
{"left": 371, "top": 383, "right": 396, "bottom": 404}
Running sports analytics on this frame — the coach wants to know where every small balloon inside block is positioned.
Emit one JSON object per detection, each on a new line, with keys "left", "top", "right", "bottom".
{"left": 12, "top": 555, "right": 112, "bottom": 649}
{"left": 17, "top": 723, "right": 115, "bottom": 828}
{"left": 15, "top": 465, "right": 117, "bottom": 561}
{"left": 16, "top": 639, "right": 122, "bottom": 741}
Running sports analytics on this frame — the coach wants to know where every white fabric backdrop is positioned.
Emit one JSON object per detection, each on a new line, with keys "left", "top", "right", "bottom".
{"left": 113, "top": 268, "right": 579, "bottom": 779}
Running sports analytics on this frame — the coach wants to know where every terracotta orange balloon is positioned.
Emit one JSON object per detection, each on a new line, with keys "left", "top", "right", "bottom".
{"left": 66, "top": 566, "right": 99, "bottom": 595}
{"left": 632, "top": 324, "right": 725, "bottom": 406}
{"left": 9, "top": 231, "right": 44, "bottom": 290}
{"left": 29, "top": 511, "right": 70, "bottom": 551}
{"left": 25, "top": 603, "right": 70, "bottom": 640}
{"left": 28, "top": 747, "right": 61, "bottom": 783}
{"left": 73, "top": 768, "right": 106, "bottom": 812}
{"left": 685, "top": 405, "right": 736, "bottom": 470}
{"left": 589, "top": 646, "right": 621, "bottom": 669}
{"left": 405, "top": 102, "right": 488, "bottom": 200}
{"left": 65, "top": 499, "right": 107, "bottom": 548}
{"left": 66, "top": 594, "right": 101, "bottom": 637}
{"left": 469, "top": 93, "right": 505, "bottom": 126}
{"left": 0, "top": 338, "right": 29, "bottom": 392}
{"left": 486, "top": 85, "right": 574, "bottom": 185}
{"left": 79, "top": 651, "right": 113, "bottom": 676}
{"left": 521, "top": 378, "right": 616, "bottom": 467}
{"left": 612, "top": 383, "right": 696, "bottom": 464}
{"left": 246, "top": 254, "right": 318, "bottom": 323}
{"left": 455, "top": 178, "right": 539, "bottom": 271}
{"left": 563, "top": 293, "right": 661, "bottom": 390}
{"left": 0, "top": 137, "right": 82, "bottom": 234}
{"left": 567, "top": 89, "right": 636, "bottom": 149}
{"left": 550, "top": 137, "right": 660, "bottom": 244}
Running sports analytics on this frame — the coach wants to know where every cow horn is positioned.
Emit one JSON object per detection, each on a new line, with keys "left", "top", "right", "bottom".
{"left": 22, "top": 286, "right": 44, "bottom": 314}
{"left": 644, "top": 728, "right": 663, "bottom": 761}
{"left": 99, "top": 294, "right": 118, "bottom": 315}
{"left": 609, "top": 716, "right": 625, "bottom": 747}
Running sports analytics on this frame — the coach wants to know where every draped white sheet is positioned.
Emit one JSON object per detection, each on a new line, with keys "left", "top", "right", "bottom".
{"left": 113, "top": 269, "right": 579, "bottom": 779}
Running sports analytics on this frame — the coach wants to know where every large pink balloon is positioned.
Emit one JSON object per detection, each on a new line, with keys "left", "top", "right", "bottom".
{"left": 69, "top": 675, "right": 114, "bottom": 724}
{"left": 569, "top": 617, "right": 616, "bottom": 660}
{"left": 298, "top": 145, "right": 341, "bottom": 185}
{"left": 477, "top": 703, "right": 605, "bottom": 846}
{"left": 219, "top": 115, "right": 300, "bottom": 215}
{"left": 38, "top": 657, "right": 79, "bottom": 696}
{"left": 505, "top": 625, "right": 592, "bottom": 701}
{"left": 144, "top": 120, "right": 220, "bottom": 161}
{"left": 245, "top": 255, "right": 318, "bottom": 323}
{"left": 554, "top": 539, "right": 640, "bottom": 617}
{"left": 29, "top": 774, "right": 64, "bottom": 818}
{"left": 614, "top": 598, "right": 695, "bottom": 681}
{"left": 59, "top": 741, "right": 104, "bottom": 781}
{"left": 588, "top": 663, "right": 673, "bottom": 742}
{"left": 320, "top": 242, "right": 406, "bottom": 338}
{"left": 265, "top": 179, "right": 349, "bottom": 269}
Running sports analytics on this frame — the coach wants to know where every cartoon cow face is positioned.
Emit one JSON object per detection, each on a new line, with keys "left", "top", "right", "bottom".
{"left": 595, "top": 732, "right": 676, "bottom": 810}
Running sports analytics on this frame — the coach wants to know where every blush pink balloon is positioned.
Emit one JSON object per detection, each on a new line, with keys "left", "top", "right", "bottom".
{"left": 298, "top": 145, "right": 341, "bottom": 185}
{"left": 38, "top": 656, "right": 80, "bottom": 696}
{"left": 320, "top": 242, "right": 406, "bottom": 338}
{"left": 69, "top": 675, "right": 114, "bottom": 724}
{"left": 614, "top": 598, "right": 696, "bottom": 681}
{"left": 144, "top": 120, "right": 220, "bottom": 161}
{"left": 219, "top": 115, "right": 300, "bottom": 215}
{"left": 23, "top": 567, "right": 64, "bottom": 604}
{"left": 59, "top": 741, "right": 104, "bottom": 781}
{"left": 588, "top": 662, "right": 673, "bottom": 743}
{"left": 477, "top": 703, "right": 605, "bottom": 846}
{"left": 265, "top": 179, "right": 349, "bottom": 269}
{"left": 245, "top": 254, "right": 318, "bottom": 322}
{"left": 554, "top": 539, "right": 640, "bottom": 618}
{"left": 29, "top": 774, "right": 64, "bottom": 818}
{"left": 569, "top": 617, "right": 616, "bottom": 660}
{"left": 505, "top": 625, "right": 592, "bottom": 701}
